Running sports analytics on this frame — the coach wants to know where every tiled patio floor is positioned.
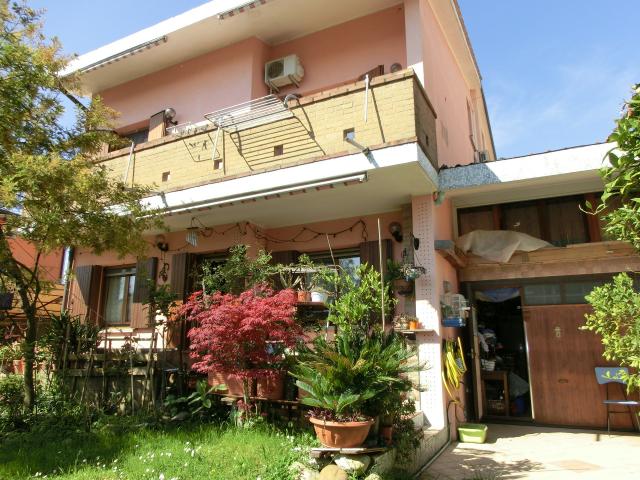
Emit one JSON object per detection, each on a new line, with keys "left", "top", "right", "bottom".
{"left": 422, "top": 423, "right": 640, "bottom": 479}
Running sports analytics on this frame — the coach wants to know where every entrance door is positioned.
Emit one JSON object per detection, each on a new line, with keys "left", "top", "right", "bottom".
{"left": 469, "top": 306, "right": 485, "bottom": 420}
{"left": 523, "top": 305, "right": 635, "bottom": 428}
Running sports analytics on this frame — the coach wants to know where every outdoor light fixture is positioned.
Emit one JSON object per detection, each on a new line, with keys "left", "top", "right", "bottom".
{"left": 388, "top": 222, "right": 403, "bottom": 243}
{"left": 155, "top": 234, "right": 169, "bottom": 252}
{"left": 185, "top": 218, "right": 199, "bottom": 247}
{"left": 164, "top": 107, "right": 177, "bottom": 125}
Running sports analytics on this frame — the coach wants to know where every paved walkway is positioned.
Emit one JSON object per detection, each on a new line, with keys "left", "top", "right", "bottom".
{"left": 422, "top": 423, "right": 640, "bottom": 479}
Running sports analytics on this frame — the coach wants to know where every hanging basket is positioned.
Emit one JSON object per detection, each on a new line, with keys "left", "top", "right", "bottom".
{"left": 393, "top": 279, "right": 414, "bottom": 296}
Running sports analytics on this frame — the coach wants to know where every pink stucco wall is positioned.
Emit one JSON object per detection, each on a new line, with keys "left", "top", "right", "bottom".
{"left": 98, "top": 7, "right": 407, "bottom": 131}
{"left": 100, "top": 37, "right": 268, "bottom": 129}
{"left": 270, "top": 6, "right": 407, "bottom": 96}
{"left": 417, "top": 2, "right": 476, "bottom": 167}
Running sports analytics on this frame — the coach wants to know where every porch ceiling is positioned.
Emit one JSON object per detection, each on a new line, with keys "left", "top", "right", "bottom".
{"left": 157, "top": 161, "right": 434, "bottom": 233}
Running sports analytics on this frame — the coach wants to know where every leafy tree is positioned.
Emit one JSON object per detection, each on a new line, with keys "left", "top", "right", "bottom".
{"left": 181, "top": 286, "right": 299, "bottom": 403}
{"left": 584, "top": 274, "right": 640, "bottom": 390}
{"left": 596, "top": 84, "right": 640, "bottom": 249}
{"left": 0, "top": 1, "right": 159, "bottom": 409}
{"left": 584, "top": 85, "right": 640, "bottom": 391}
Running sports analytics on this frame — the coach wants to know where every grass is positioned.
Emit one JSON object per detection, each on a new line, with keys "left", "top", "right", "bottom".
{"left": 0, "top": 417, "right": 316, "bottom": 480}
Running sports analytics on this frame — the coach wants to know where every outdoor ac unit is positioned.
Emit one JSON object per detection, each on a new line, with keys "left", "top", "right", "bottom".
{"left": 475, "top": 150, "right": 490, "bottom": 163}
{"left": 264, "top": 54, "right": 304, "bottom": 90}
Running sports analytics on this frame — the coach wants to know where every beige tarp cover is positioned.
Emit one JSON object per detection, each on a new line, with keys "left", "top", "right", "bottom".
{"left": 456, "top": 230, "right": 552, "bottom": 263}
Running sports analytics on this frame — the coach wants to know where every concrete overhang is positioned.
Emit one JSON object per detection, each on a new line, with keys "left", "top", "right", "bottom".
{"left": 143, "top": 142, "right": 437, "bottom": 232}
{"left": 439, "top": 142, "right": 614, "bottom": 208}
{"left": 64, "top": 0, "right": 402, "bottom": 95}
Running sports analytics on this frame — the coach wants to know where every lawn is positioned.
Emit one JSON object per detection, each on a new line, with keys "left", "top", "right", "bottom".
{"left": 0, "top": 418, "right": 316, "bottom": 480}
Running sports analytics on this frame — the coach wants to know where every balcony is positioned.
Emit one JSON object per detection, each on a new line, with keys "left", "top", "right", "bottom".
{"left": 99, "top": 69, "right": 437, "bottom": 194}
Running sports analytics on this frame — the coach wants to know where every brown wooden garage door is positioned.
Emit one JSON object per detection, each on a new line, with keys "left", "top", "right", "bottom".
{"left": 524, "top": 305, "right": 637, "bottom": 429}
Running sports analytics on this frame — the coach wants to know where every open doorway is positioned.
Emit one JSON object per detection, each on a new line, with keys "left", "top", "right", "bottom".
{"left": 474, "top": 288, "right": 533, "bottom": 420}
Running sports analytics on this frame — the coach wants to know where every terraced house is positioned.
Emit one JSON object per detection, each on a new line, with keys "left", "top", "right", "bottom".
{"left": 61, "top": 0, "right": 639, "bottom": 465}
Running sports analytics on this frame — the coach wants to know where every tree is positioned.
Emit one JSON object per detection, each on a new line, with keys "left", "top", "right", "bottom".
{"left": 584, "top": 274, "right": 640, "bottom": 391}
{"left": 0, "top": 1, "right": 159, "bottom": 409}
{"left": 595, "top": 85, "right": 640, "bottom": 248}
{"left": 182, "top": 286, "right": 299, "bottom": 403}
{"left": 583, "top": 85, "right": 640, "bottom": 391}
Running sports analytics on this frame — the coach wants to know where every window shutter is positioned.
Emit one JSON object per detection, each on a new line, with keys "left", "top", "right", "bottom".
{"left": 69, "top": 265, "right": 103, "bottom": 323}
{"left": 359, "top": 240, "right": 392, "bottom": 277}
{"left": 170, "top": 252, "right": 192, "bottom": 300}
{"left": 131, "top": 257, "right": 158, "bottom": 328}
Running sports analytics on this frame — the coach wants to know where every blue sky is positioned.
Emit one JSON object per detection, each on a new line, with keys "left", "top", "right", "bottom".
{"left": 32, "top": 0, "right": 639, "bottom": 158}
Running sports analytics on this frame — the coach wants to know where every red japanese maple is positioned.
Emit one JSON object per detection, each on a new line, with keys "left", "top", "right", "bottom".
{"left": 181, "top": 285, "right": 300, "bottom": 387}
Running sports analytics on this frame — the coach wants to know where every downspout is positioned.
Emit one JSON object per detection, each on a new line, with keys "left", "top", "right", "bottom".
{"left": 60, "top": 246, "right": 74, "bottom": 314}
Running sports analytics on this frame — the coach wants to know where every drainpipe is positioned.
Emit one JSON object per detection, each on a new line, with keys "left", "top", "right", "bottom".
{"left": 60, "top": 246, "right": 74, "bottom": 314}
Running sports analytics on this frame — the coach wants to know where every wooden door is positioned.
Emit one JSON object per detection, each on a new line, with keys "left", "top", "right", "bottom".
{"left": 524, "top": 305, "right": 636, "bottom": 429}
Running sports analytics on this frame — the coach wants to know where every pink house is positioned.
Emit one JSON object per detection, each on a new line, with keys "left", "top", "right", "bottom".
{"left": 62, "top": 0, "right": 638, "bottom": 466}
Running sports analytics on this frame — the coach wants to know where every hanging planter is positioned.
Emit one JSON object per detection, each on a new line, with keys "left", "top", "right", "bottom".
{"left": 393, "top": 278, "right": 414, "bottom": 296}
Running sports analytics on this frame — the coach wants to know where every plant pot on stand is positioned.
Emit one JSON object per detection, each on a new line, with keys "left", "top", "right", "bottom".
{"left": 256, "top": 372, "right": 285, "bottom": 400}
{"left": 12, "top": 359, "right": 24, "bottom": 375}
{"left": 309, "top": 416, "right": 374, "bottom": 448}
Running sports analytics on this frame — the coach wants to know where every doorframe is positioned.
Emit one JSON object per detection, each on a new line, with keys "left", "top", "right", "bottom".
{"left": 465, "top": 282, "right": 535, "bottom": 422}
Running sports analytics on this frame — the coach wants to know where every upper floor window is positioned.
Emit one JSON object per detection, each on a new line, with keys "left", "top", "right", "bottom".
{"left": 103, "top": 267, "right": 136, "bottom": 325}
{"left": 108, "top": 127, "right": 149, "bottom": 152}
{"left": 458, "top": 194, "right": 591, "bottom": 247}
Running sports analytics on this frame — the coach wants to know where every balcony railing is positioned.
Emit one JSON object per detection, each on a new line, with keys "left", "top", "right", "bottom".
{"left": 99, "top": 69, "right": 437, "bottom": 192}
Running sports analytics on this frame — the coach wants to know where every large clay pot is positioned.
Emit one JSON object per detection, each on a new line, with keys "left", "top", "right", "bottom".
{"left": 256, "top": 372, "right": 284, "bottom": 400}
{"left": 208, "top": 372, "right": 245, "bottom": 396}
{"left": 12, "top": 359, "right": 24, "bottom": 375}
{"left": 309, "top": 417, "right": 374, "bottom": 448}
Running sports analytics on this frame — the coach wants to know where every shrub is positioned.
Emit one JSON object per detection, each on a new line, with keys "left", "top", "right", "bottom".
{"left": 584, "top": 273, "right": 640, "bottom": 391}
{"left": 182, "top": 285, "right": 300, "bottom": 401}
{"left": 0, "top": 374, "right": 24, "bottom": 431}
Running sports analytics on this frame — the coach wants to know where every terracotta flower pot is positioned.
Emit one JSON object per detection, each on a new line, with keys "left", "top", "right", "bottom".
{"left": 256, "top": 372, "right": 284, "bottom": 400}
{"left": 408, "top": 320, "right": 419, "bottom": 330}
{"left": 297, "top": 290, "right": 311, "bottom": 302}
{"left": 380, "top": 425, "right": 394, "bottom": 446}
{"left": 207, "top": 372, "right": 245, "bottom": 396}
{"left": 309, "top": 416, "right": 374, "bottom": 448}
{"left": 12, "top": 359, "right": 24, "bottom": 375}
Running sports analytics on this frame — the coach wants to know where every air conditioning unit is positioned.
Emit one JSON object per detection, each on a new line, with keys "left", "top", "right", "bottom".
{"left": 475, "top": 150, "right": 490, "bottom": 163}
{"left": 264, "top": 54, "right": 304, "bottom": 90}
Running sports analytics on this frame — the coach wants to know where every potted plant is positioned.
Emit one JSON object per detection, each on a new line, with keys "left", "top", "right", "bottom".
{"left": 292, "top": 337, "right": 376, "bottom": 448}
{"left": 180, "top": 285, "right": 301, "bottom": 406}
{"left": 386, "top": 260, "right": 425, "bottom": 296}
{"left": 0, "top": 344, "right": 17, "bottom": 373}
{"left": 292, "top": 264, "right": 421, "bottom": 449}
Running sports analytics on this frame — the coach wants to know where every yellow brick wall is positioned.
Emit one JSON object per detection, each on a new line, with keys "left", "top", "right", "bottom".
{"left": 99, "top": 72, "right": 436, "bottom": 191}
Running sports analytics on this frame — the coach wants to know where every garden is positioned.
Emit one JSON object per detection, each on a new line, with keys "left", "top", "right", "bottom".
{"left": 0, "top": 245, "right": 426, "bottom": 480}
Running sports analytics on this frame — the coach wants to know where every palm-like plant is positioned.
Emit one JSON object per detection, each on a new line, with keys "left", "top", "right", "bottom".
{"left": 291, "top": 330, "right": 421, "bottom": 420}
